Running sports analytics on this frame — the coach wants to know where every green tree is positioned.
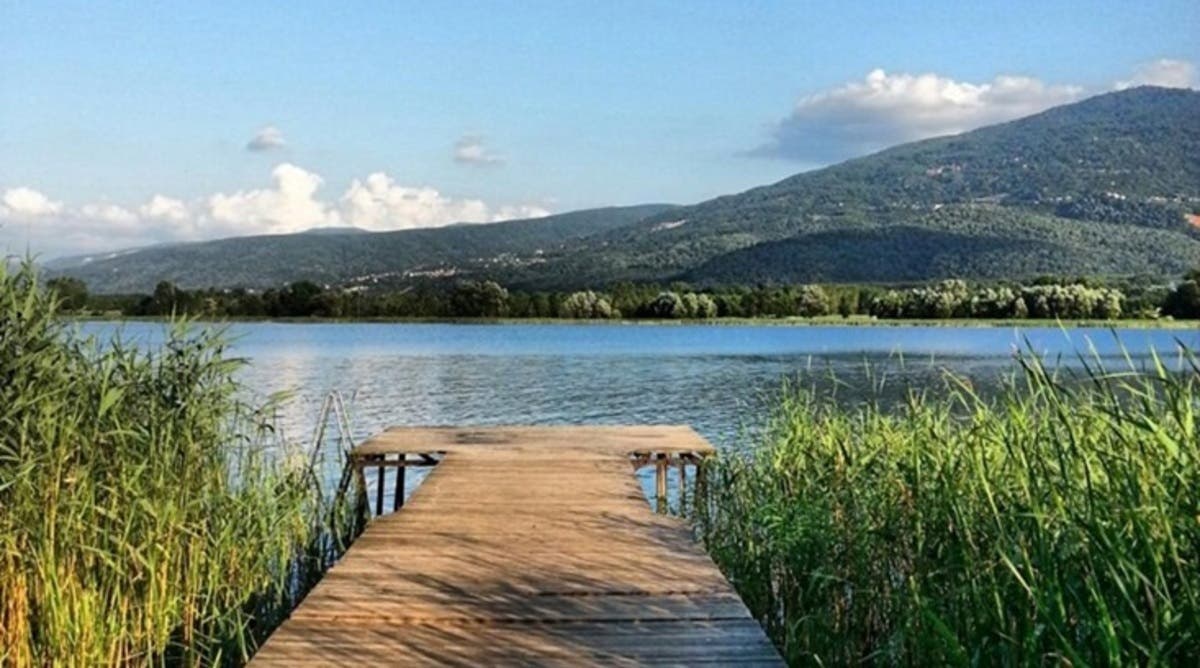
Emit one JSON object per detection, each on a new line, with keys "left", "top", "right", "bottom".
{"left": 45, "top": 277, "right": 88, "bottom": 311}
{"left": 835, "top": 290, "right": 859, "bottom": 318}
{"left": 691, "top": 293, "right": 718, "bottom": 319}
{"left": 1163, "top": 271, "right": 1200, "bottom": 318}
{"left": 795, "top": 285, "right": 831, "bottom": 317}
{"left": 279, "top": 281, "right": 323, "bottom": 316}
{"left": 450, "top": 280, "right": 509, "bottom": 318}
{"left": 313, "top": 291, "right": 346, "bottom": 318}
{"left": 151, "top": 281, "right": 181, "bottom": 315}
{"left": 648, "top": 291, "right": 685, "bottom": 319}
{"left": 559, "top": 291, "right": 618, "bottom": 319}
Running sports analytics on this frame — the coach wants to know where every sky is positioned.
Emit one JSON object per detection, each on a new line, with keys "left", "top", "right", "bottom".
{"left": 1, "top": 0, "right": 1198, "bottom": 257}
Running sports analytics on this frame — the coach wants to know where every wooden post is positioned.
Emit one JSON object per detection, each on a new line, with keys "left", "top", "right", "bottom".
{"left": 375, "top": 460, "right": 386, "bottom": 517}
{"left": 677, "top": 458, "right": 687, "bottom": 514}
{"left": 655, "top": 453, "right": 667, "bottom": 514}
{"left": 393, "top": 455, "right": 406, "bottom": 511}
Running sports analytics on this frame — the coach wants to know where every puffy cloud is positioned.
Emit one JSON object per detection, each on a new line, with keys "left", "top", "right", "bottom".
{"left": 1, "top": 187, "right": 63, "bottom": 217}
{"left": 245, "top": 125, "right": 286, "bottom": 152}
{"left": 343, "top": 172, "right": 492, "bottom": 230}
{"left": 139, "top": 195, "right": 190, "bottom": 222}
{"left": 1, "top": 194, "right": 191, "bottom": 258}
{"left": 79, "top": 202, "right": 138, "bottom": 225}
{"left": 755, "top": 69, "right": 1083, "bottom": 162}
{"left": 208, "top": 163, "right": 338, "bottom": 234}
{"left": 1115, "top": 59, "right": 1196, "bottom": 90}
{"left": 1, "top": 164, "right": 551, "bottom": 257}
{"left": 755, "top": 58, "right": 1196, "bottom": 163}
{"left": 453, "top": 135, "right": 504, "bottom": 166}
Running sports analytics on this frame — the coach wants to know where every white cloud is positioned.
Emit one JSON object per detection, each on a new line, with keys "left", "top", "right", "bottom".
{"left": 1, "top": 195, "right": 190, "bottom": 258}
{"left": 342, "top": 172, "right": 521, "bottom": 230}
{"left": 208, "top": 163, "right": 338, "bottom": 234}
{"left": 756, "top": 58, "right": 1196, "bottom": 163}
{"left": 1, "top": 164, "right": 552, "bottom": 257}
{"left": 1, "top": 187, "right": 63, "bottom": 217}
{"left": 139, "top": 195, "right": 190, "bottom": 222}
{"left": 79, "top": 202, "right": 138, "bottom": 226}
{"left": 756, "top": 69, "right": 1083, "bottom": 162}
{"left": 1115, "top": 59, "right": 1196, "bottom": 90}
{"left": 453, "top": 135, "right": 504, "bottom": 166}
{"left": 246, "top": 125, "right": 287, "bottom": 152}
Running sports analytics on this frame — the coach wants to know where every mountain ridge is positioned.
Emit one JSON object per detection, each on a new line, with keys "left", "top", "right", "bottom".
{"left": 52, "top": 86, "right": 1200, "bottom": 293}
{"left": 497, "top": 86, "right": 1200, "bottom": 288}
{"left": 51, "top": 204, "right": 676, "bottom": 292}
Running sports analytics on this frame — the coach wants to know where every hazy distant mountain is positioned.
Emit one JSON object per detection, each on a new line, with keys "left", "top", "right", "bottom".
{"left": 54, "top": 87, "right": 1200, "bottom": 293}
{"left": 50, "top": 205, "right": 675, "bottom": 293}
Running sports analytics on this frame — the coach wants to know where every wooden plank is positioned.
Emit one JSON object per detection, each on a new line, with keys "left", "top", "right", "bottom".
{"left": 253, "top": 619, "right": 785, "bottom": 667}
{"left": 253, "top": 620, "right": 784, "bottom": 666}
{"left": 251, "top": 426, "right": 780, "bottom": 666}
{"left": 352, "top": 425, "right": 716, "bottom": 457}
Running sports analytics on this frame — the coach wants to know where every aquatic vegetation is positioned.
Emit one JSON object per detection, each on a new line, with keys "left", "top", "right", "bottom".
{"left": 0, "top": 262, "right": 362, "bottom": 666}
{"left": 697, "top": 348, "right": 1200, "bottom": 665}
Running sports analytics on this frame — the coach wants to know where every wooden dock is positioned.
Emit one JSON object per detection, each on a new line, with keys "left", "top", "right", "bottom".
{"left": 252, "top": 426, "right": 782, "bottom": 666}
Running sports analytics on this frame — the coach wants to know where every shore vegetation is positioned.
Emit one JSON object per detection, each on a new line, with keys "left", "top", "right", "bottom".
{"left": 0, "top": 262, "right": 362, "bottom": 665}
{"left": 696, "top": 348, "right": 1200, "bottom": 664}
{"left": 53, "top": 268, "right": 1200, "bottom": 323}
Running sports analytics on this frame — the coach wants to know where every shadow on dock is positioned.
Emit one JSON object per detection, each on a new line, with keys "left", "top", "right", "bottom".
{"left": 252, "top": 426, "right": 781, "bottom": 666}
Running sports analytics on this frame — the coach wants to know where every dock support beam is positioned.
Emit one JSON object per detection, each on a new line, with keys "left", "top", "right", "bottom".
{"left": 393, "top": 456, "right": 406, "bottom": 511}
{"left": 375, "top": 463, "right": 386, "bottom": 516}
{"left": 351, "top": 452, "right": 441, "bottom": 519}
{"left": 655, "top": 453, "right": 668, "bottom": 514}
{"left": 677, "top": 459, "right": 687, "bottom": 513}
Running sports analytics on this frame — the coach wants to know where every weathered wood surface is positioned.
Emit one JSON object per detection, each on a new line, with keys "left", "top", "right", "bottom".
{"left": 252, "top": 426, "right": 781, "bottom": 666}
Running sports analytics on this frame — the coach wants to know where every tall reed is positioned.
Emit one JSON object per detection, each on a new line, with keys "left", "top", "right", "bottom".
{"left": 696, "top": 348, "right": 1200, "bottom": 665}
{"left": 0, "top": 262, "right": 361, "bottom": 666}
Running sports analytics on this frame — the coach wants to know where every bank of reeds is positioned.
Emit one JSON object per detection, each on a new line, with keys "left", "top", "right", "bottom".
{"left": 0, "top": 262, "right": 362, "bottom": 666}
{"left": 697, "top": 348, "right": 1200, "bottom": 665}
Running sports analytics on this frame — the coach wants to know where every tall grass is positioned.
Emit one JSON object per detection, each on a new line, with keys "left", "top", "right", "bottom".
{"left": 697, "top": 348, "right": 1200, "bottom": 665}
{"left": 0, "top": 262, "right": 362, "bottom": 666}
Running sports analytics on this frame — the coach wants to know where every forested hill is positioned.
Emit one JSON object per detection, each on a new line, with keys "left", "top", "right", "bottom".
{"left": 502, "top": 86, "right": 1200, "bottom": 288}
{"left": 50, "top": 204, "right": 675, "bottom": 293}
{"left": 54, "top": 87, "right": 1200, "bottom": 293}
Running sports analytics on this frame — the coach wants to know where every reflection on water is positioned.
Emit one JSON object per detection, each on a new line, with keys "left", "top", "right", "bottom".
{"left": 78, "top": 321, "right": 1198, "bottom": 449}
{"left": 76, "top": 321, "right": 1198, "bottom": 502}
{"left": 241, "top": 354, "right": 1008, "bottom": 449}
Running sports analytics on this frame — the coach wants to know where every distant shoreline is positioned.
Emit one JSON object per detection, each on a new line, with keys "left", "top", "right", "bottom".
{"left": 66, "top": 314, "right": 1198, "bottom": 329}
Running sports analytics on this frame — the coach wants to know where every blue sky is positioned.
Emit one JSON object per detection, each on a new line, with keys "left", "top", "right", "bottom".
{"left": 1, "top": 0, "right": 1197, "bottom": 256}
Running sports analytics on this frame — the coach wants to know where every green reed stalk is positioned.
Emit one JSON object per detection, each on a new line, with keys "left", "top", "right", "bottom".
{"left": 0, "top": 262, "right": 362, "bottom": 666}
{"left": 696, "top": 347, "right": 1200, "bottom": 665}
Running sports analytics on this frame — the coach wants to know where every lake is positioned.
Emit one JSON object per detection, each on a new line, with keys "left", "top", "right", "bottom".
{"left": 76, "top": 321, "right": 1198, "bottom": 503}
{"left": 79, "top": 321, "right": 1198, "bottom": 448}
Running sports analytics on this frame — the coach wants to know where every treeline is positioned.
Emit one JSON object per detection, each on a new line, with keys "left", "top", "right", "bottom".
{"left": 48, "top": 269, "right": 1200, "bottom": 321}
{"left": 869, "top": 280, "right": 1125, "bottom": 319}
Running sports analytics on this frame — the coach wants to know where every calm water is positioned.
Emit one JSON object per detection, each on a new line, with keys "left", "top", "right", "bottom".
{"left": 78, "top": 321, "right": 1198, "bottom": 449}
{"left": 76, "top": 321, "right": 1197, "bottom": 503}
